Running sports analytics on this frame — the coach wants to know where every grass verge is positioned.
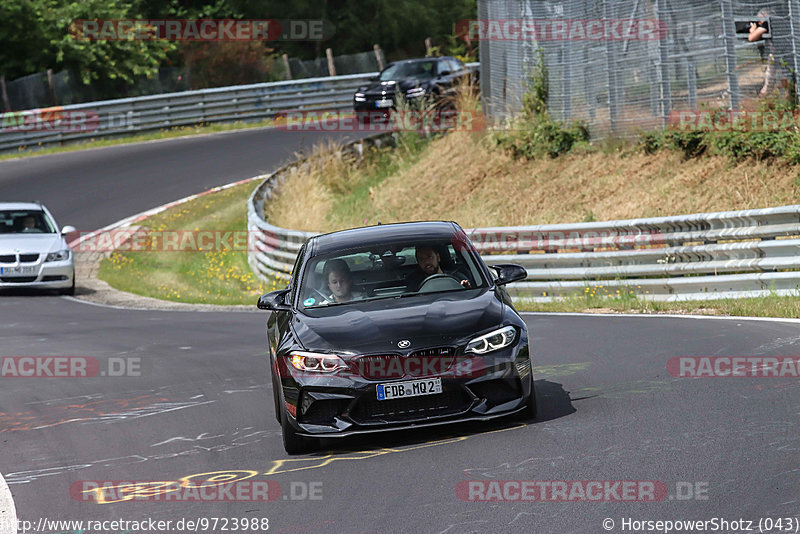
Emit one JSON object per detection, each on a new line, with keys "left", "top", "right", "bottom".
{"left": 0, "top": 118, "right": 276, "bottom": 162}
{"left": 97, "top": 179, "right": 278, "bottom": 305}
{"left": 515, "top": 292, "right": 800, "bottom": 318}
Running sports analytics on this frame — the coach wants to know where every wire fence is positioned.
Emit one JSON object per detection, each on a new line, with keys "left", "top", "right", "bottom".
{"left": 288, "top": 49, "right": 385, "bottom": 79}
{"left": 478, "top": 0, "right": 800, "bottom": 138}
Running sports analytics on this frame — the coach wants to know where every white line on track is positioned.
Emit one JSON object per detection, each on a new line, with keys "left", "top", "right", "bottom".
{"left": 521, "top": 311, "right": 800, "bottom": 324}
{"left": 0, "top": 472, "right": 17, "bottom": 534}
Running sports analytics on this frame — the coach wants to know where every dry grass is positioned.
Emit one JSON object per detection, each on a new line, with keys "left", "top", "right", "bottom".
{"left": 268, "top": 130, "right": 800, "bottom": 232}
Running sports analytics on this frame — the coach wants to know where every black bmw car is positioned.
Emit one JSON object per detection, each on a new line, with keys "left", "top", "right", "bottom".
{"left": 353, "top": 57, "right": 469, "bottom": 115}
{"left": 257, "top": 221, "right": 535, "bottom": 454}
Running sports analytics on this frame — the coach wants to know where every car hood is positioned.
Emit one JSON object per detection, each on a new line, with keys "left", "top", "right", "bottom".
{"left": 0, "top": 234, "right": 66, "bottom": 254}
{"left": 358, "top": 79, "right": 431, "bottom": 96}
{"left": 293, "top": 288, "right": 505, "bottom": 353}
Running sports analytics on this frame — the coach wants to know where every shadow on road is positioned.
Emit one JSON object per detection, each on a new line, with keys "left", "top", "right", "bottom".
{"left": 312, "top": 379, "right": 576, "bottom": 455}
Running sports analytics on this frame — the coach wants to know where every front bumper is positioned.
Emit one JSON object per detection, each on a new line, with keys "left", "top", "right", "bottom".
{"left": 0, "top": 258, "right": 74, "bottom": 289}
{"left": 278, "top": 340, "right": 532, "bottom": 438}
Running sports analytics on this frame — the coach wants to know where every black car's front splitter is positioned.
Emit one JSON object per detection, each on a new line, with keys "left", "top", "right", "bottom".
{"left": 295, "top": 404, "right": 528, "bottom": 438}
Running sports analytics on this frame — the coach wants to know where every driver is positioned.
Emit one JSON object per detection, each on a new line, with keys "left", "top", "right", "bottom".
{"left": 406, "top": 246, "right": 471, "bottom": 291}
{"left": 322, "top": 259, "right": 362, "bottom": 304}
{"left": 21, "top": 215, "right": 38, "bottom": 233}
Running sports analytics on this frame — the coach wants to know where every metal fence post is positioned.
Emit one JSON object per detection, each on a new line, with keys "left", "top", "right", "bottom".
{"left": 788, "top": 0, "right": 800, "bottom": 106}
{"left": 603, "top": 0, "right": 620, "bottom": 134}
{"left": 719, "top": 0, "right": 740, "bottom": 110}
{"left": 654, "top": 0, "right": 672, "bottom": 127}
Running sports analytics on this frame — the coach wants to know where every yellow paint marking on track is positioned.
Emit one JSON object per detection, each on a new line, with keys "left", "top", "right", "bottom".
{"left": 263, "top": 424, "right": 526, "bottom": 476}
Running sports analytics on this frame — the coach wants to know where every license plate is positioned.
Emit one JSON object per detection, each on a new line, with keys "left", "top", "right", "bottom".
{"left": 377, "top": 378, "right": 442, "bottom": 400}
{"left": 375, "top": 99, "right": 393, "bottom": 108}
{"left": 0, "top": 266, "right": 36, "bottom": 276}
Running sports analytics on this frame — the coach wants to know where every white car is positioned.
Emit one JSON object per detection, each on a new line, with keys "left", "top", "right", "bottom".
{"left": 0, "top": 202, "right": 76, "bottom": 295}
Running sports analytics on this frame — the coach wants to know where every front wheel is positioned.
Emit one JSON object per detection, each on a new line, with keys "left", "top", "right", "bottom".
{"left": 281, "top": 406, "right": 316, "bottom": 455}
{"left": 59, "top": 275, "right": 75, "bottom": 296}
{"left": 521, "top": 373, "right": 538, "bottom": 420}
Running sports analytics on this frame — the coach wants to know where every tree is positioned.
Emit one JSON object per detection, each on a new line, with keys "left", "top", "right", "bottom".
{"left": 0, "top": 0, "right": 174, "bottom": 84}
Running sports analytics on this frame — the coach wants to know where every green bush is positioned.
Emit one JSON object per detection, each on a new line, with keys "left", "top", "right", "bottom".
{"left": 491, "top": 115, "right": 589, "bottom": 159}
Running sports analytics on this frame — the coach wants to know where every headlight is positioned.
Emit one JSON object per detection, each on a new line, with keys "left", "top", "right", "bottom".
{"left": 354, "top": 93, "right": 366, "bottom": 102}
{"left": 465, "top": 326, "right": 516, "bottom": 354}
{"left": 289, "top": 351, "right": 347, "bottom": 373}
{"left": 406, "top": 87, "right": 426, "bottom": 97}
{"left": 45, "top": 250, "right": 70, "bottom": 262}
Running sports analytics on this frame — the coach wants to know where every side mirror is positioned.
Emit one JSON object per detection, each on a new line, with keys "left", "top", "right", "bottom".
{"left": 491, "top": 264, "right": 528, "bottom": 286}
{"left": 61, "top": 225, "right": 76, "bottom": 235}
{"left": 439, "top": 70, "right": 451, "bottom": 77}
{"left": 369, "top": 75, "right": 379, "bottom": 81}
{"left": 257, "top": 289, "right": 291, "bottom": 311}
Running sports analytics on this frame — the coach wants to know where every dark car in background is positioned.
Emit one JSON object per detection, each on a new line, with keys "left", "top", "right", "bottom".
{"left": 353, "top": 57, "right": 470, "bottom": 116}
{"left": 257, "top": 221, "right": 535, "bottom": 454}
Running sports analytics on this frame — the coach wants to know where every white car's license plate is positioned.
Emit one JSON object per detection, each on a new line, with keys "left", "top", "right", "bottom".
{"left": 377, "top": 378, "right": 442, "bottom": 400}
{"left": 375, "top": 99, "right": 393, "bottom": 108}
{"left": 0, "top": 266, "right": 36, "bottom": 276}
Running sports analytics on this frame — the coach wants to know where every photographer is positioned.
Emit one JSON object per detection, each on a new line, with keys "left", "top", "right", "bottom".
{"left": 748, "top": 9, "right": 775, "bottom": 97}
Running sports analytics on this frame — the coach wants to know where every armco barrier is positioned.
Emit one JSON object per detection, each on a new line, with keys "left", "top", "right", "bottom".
{"left": 246, "top": 161, "right": 800, "bottom": 303}
{"left": 1, "top": 63, "right": 478, "bottom": 153}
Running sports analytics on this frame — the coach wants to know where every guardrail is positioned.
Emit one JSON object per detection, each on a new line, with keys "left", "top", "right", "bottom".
{"left": 247, "top": 144, "right": 800, "bottom": 301}
{"left": 1, "top": 63, "right": 478, "bottom": 153}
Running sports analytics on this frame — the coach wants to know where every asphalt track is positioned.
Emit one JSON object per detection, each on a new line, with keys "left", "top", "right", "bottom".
{"left": 0, "top": 128, "right": 799, "bottom": 533}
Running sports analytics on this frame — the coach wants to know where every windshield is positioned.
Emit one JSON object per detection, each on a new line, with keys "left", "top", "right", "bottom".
{"left": 379, "top": 61, "right": 438, "bottom": 81}
{"left": 0, "top": 210, "right": 56, "bottom": 234}
{"left": 300, "top": 238, "right": 486, "bottom": 309}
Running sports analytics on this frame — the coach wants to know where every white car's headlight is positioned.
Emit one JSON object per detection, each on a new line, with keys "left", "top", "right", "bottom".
{"left": 406, "top": 87, "right": 426, "bottom": 97}
{"left": 465, "top": 326, "right": 517, "bottom": 354}
{"left": 289, "top": 351, "right": 347, "bottom": 373}
{"left": 45, "top": 250, "right": 71, "bottom": 262}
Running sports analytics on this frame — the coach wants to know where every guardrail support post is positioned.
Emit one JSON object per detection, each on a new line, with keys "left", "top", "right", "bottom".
{"left": 720, "top": 0, "right": 740, "bottom": 110}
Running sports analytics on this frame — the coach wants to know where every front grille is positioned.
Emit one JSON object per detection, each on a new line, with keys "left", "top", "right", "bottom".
{"left": 0, "top": 255, "right": 15, "bottom": 263}
{"left": 0, "top": 276, "right": 37, "bottom": 283}
{"left": 19, "top": 254, "right": 39, "bottom": 263}
{"left": 355, "top": 347, "right": 457, "bottom": 380}
{"left": 352, "top": 389, "right": 470, "bottom": 422}
{"left": 468, "top": 378, "right": 522, "bottom": 407}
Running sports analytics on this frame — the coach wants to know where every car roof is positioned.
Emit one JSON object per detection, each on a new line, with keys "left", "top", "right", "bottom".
{"left": 0, "top": 202, "right": 45, "bottom": 211}
{"left": 389, "top": 57, "right": 456, "bottom": 65}
{"left": 309, "top": 221, "right": 461, "bottom": 256}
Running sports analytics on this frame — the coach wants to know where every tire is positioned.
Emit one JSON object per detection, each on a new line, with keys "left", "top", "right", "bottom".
{"left": 59, "top": 276, "right": 75, "bottom": 296}
{"left": 272, "top": 372, "right": 281, "bottom": 422}
{"left": 521, "top": 373, "right": 538, "bottom": 420}
{"left": 281, "top": 406, "right": 315, "bottom": 455}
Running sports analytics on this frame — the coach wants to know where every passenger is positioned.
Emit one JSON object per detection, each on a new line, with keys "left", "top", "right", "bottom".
{"left": 406, "top": 245, "right": 471, "bottom": 291}
{"left": 323, "top": 259, "right": 362, "bottom": 304}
